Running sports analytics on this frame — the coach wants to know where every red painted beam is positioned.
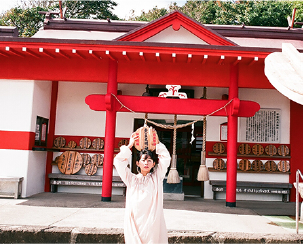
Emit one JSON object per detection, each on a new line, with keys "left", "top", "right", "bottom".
{"left": 85, "top": 94, "right": 260, "bottom": 117}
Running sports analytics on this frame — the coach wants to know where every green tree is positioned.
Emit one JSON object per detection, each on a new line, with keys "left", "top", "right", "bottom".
{"left": 0, "top": 0, "right": 118, "bottom": 37}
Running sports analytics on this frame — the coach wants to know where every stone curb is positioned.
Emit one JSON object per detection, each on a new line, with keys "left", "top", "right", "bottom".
{"left": 1, "top": 226, "right": 303, "bottom": 243}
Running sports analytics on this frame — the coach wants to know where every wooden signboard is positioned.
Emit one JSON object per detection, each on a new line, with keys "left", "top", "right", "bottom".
{"left": 92, "top": 138, "right": 104, "bottom": 150}
{"left": 213, "top": 158, "right": 225, "bottom": 170}
{"left": 213, "top": 143, "right": 225, "bottom": 154}
{"left": 57, "top": 151, "right": 83, "bottom": 175}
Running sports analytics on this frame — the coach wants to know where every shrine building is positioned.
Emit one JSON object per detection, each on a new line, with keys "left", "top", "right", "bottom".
{"left": 0, "top": 11, "right": 302, "bottom": 206}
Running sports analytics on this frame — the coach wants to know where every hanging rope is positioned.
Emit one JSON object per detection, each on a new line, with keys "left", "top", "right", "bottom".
{"left": 111, "top": 93, "right": 233, "bottom": 130}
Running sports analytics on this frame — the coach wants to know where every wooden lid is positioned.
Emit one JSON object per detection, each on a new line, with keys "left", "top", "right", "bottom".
{"left": 278, "top": 145, "right": 290, "bottom": 156}
{"left": 85, "top": 164, "right": 98, "bottom": 176}
{"left": 264, "top": 160, "right": 277, "bottom": 172}
{"left": 67, "top": 140, "right": 77, "bottom": 149}
{"left": 278, "top": 160, "right": 290, "bottom": 172}
{"left": 92, "top": 154, "right": 104, "bottom": 167}
{"left": 252, "top": 144, "right": 264, "bottom": 156}
{"left": 213, "top": 143, "right": 225, "bottom": 154}
{"left": 252, "top": 160, "right": 264, "bottom": 172}
{"left": 53, "top": 137, "right": 66, "bottom": 148}
{"left": 239, "top": 159, "right": 251, "bottom": 171}
{"left": 265, "top": 145, "right": 277, "bottom": 156}
{"left": 134, "top": 126, "right": 159, "bottom": 151}
{"left": 213, "top": 158, "right": 225, "bottom": 170}
{"left": 80, "top": 137, "right": 91, "bottom": 149}
{"left": 238, "top": 144, "right": 251, "bottom": 155}
{"left": 118, "top": 139, "right": 129, "bottom": 148}
{"left": 57, "top": 151, "right": 83, "bottom": 175}
{"left": 81, "top": 153, "right": 91, "bottom": 166}
{"left": 92, "top": 138, "right": 104, "bottom": 150}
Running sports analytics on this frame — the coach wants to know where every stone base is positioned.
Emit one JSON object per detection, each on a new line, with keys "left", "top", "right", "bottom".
{"left": 164, "top": 192, "right": 184, "bottom": 201}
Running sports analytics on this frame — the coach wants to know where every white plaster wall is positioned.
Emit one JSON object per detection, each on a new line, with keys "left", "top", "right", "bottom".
{"left": 55, "top": 82, "right": 107, "bottom": 136}
{"left": 145, "top": 26, "right": 208, "bottom": 45}
{"left": 0, "top": 80, "right": 34, "bottom": 131}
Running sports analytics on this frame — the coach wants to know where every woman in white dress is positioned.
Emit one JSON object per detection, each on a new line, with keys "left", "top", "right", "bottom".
{"left": 114, "top": 133, "right": 171, "bottom": 244}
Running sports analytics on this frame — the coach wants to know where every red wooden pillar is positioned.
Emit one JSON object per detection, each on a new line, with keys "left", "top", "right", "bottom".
{"left": 101, "top": 59, "right": 118, "bottom": 202}
{"left": 226, "top": 64, "right": 238, "bottom": 207}
{"left": 45, "top": 81, "right": 58, "bottom": 192}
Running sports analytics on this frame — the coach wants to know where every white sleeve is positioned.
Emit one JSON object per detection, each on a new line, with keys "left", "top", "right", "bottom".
{"left": 113, "top": 145, "right": 133, "bottom": 186}
{"left": 155, "top": 142, "right": 171, "bottom": 180}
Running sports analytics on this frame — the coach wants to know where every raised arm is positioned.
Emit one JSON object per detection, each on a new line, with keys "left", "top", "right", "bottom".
{"left": 155, "top": 142, "right": 171, "bottom": 180}
{"left": 113, "top": 133, "right": 137, "bottom": 186}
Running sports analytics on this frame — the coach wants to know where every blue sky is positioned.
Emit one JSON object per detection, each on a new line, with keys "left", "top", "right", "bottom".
{"left": 0, "top": 0, "right": 187, "bottom": 18}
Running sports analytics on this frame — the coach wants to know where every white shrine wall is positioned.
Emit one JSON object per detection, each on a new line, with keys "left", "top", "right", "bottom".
{"left": 0, "top": 79, "right": 51, "bottom": 197}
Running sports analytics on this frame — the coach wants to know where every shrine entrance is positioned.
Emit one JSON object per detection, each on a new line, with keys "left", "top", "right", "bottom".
{"left": 133, "top": 119, "right": 205, "bottom": 197}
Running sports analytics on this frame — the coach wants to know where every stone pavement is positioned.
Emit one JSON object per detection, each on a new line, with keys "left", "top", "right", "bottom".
{"left": 0, "top": 192, "right": 303, "bottom": 243}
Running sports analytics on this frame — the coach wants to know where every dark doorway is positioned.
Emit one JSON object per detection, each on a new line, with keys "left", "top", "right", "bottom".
{"left": 133, "top": 118, "right": 205, "bottom": 197}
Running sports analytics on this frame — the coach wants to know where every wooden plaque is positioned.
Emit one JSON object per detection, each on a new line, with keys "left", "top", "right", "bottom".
{"left": 213, "top": 143, "right": 225, "bottom": 154}
{"left": 252, "top": 160, "right": 264, "bottom": 172}
{"left": 238, "top": 144, "right": 251, "bottom": 155}
{"left": 80, "top": 137, "right": 91, "bottom": 149}
{"left": 252, "top": 144, "right": 264, "bottom": 156}
{"left": 53, "top": 137, "right": 66, "bottom": 148}
{"left": 264, "top": 160, "right": 277, "bottom": 172}
{"left": 67, "top": 140, "right": 77, "bottom": 149}
{"left": 92, "top": 138, "right": 104, "bottom": 150}
{"left": 239, "top": 159, "right": 251, "bottom": 171}
{"left": 265, "top": 145, "right": 277, "bottom": 156}
{"left": 134, "top": 126, "right": 159, "bottom": 151}
{"left": 278, "top": 160, "right": 290, "bottom": 172}
{"left": 57, "top": 151, "right": 83, "bottom": 175}
{"left": 278, "top": 145, "right": 290, "bottom": 156}
{"left": 81, "top": 153, "right": 91, "bottom": 166}
{"left": 92, "top": 154, "right": 104, "bottom": 167}
{"left": 213, "top": 158, "right": 225, "bottom": 170}
{"left": 118, "top": 139, "right": 129, "bottom": 148}
{"left": 85, "top": 164, "right": 98, "bottom": 176}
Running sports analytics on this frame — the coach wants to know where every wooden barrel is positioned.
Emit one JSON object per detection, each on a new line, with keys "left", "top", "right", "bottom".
{"left": 213, "top": 158, "right": 225, "bottom": 170}
{"left": 265, "top": 144, "right": 277, "bottom": 156}
{"left": 85, "top": 164, "right": 98, "bottom": 176}
{"left": 238, "top": 143, "right": 251, "bottom": 155}
{"left": 264, "top": 160, "right": 277, "bottom": 172}
{"left": 53, "top": 137, "right": 66, "bottom": 148}
{"left": 278, "top": 145, "right": 290, "bottom": 156}
{"left": 213, "top": 143, "right": 225, "bottom": 154}
{"left": 80, "top": 137, "right": 91, "bottom": 149}
{"left": 57, "top": 151, "right": 83, "bottom": 175}
{"left": 252, "top": 144, "right": 264, "bottom": 156}
{"left": 92, "top": 154, "right": 104, "bottom": 167}
{"left": 81, "top": 153, "right": 91, "bottom": 166}
{"left": 278, "top": 160, "right": 290, "bottom": 172}
{"left": 67, "top": 140, "right": 77, "bottom": 149}
{"left": 134, "top": 126, "right": 159, "bottom": 151}
{"left": 251, "top": 160, "right": 264, "bottom": 172}
{"left": 92, "top": 138, "right": 104, "bottom": 150}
